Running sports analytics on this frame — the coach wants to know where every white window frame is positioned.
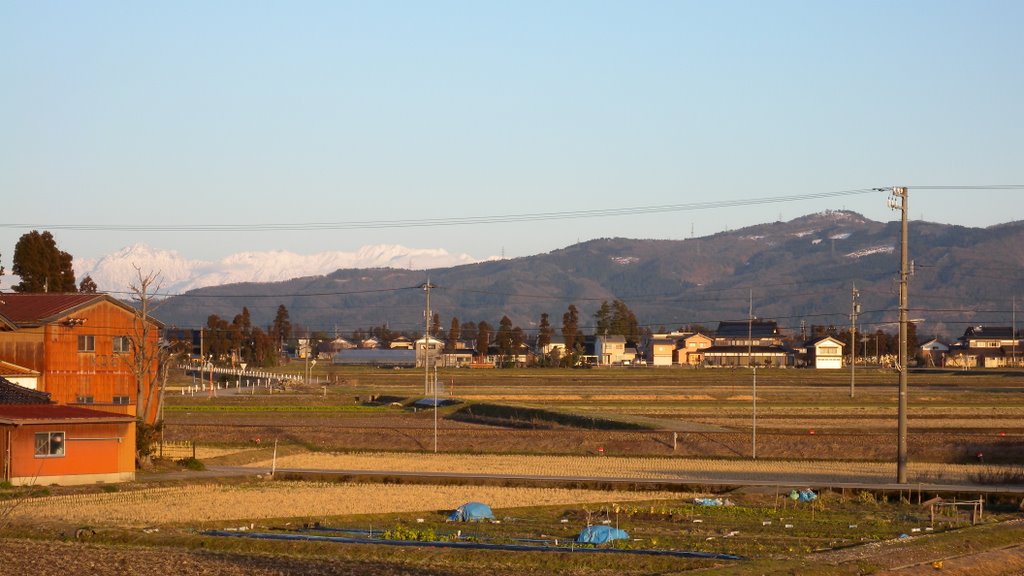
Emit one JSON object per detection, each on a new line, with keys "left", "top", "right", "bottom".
{"left": 35, "top": 431, "right": 66, "bottom": 458}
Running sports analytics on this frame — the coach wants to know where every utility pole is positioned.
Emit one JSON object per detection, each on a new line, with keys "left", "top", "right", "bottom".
{"left": 423, "top": 280, "right": 434, "bottom": 396}
{"left": 887, "top": 186, "right": 910, "bottom": 484}
{"left": 850, "top": 283, "right": 860, "bottom": 398}
{"left": 748, "top": 290, "right": 756, "bottom": 460}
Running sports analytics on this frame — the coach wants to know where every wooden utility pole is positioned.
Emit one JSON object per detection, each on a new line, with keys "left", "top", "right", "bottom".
{"left": 888, "top": 187, "right": 910, "bottom": 484}
{"left": 850, "top": 283, "right": 860, "bottom": 398}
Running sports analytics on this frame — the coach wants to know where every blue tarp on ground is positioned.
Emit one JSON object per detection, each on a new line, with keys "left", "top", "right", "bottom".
{"left": 789, "top": 489, "right": 818, "bottom": 502}
{"left": 447, "top": 502, "right": 495, "bottom": 522}
{"left": 576, "top": 525, "right": 630, "bottom": 545}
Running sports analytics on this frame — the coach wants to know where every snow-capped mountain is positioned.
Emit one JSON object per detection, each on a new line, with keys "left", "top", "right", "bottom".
{"left": 76, "top": 243, "right": 488, "bottom": 294}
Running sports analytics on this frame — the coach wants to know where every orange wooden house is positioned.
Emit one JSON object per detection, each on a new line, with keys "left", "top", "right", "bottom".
{"left": 0, "top": 377, "right": 135, "bottom": 485}
{"left": 0, "top": 293, "right": 162, "bottom": 423}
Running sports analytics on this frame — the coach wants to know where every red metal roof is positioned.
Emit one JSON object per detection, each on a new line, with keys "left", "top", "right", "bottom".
{"left": 0, "top": 293, "right": 101, "bottom": 324}
{"left": 0, "top": 404, "right": 135, "bottom": 424}
{"left": 0, "top": 361, "right": 39, "bottom": 376}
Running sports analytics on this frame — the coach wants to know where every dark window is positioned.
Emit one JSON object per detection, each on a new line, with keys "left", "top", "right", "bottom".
{"left": 113, "top": 336, "right": 132, "bottom": 353}
{"left": 76, "top": 395, "right": 94, "bottom": 404}
{"left": 35, "top": 432, "right": 65, "bottom": 457}
{"left": 113, "top": 395, "right": 131, "bottom": 405}
{"left": 77, "top": 335, "right": 96, "bottom": 352}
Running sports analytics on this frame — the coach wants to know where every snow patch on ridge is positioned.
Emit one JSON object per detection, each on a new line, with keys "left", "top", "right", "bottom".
{"left": 846, "top": 246, "right": 895, "bottom": 259}
{"left": 611, "top": 256, "right": 640, "bottom": 265}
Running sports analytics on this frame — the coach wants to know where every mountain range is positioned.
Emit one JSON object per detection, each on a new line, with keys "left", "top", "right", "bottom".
{"left": 121, "top": 211, "right": 1024, "bottom": 340}
{"left": 77, "top": 244, "right": 491, "bottom": 294}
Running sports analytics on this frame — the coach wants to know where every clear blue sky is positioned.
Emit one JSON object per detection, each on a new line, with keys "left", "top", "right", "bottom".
{"left": 2, "top": 1, "right": 1022, "bottom": 265}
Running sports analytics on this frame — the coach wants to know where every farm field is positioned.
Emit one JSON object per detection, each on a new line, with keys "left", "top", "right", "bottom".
{"left": 3, "top": 477, "right": 1023, "bottom": 575}
{"left": 233, "top": 450, "right": 1018, "bottom": 488}
{"left": 164, "top": 366, "right": 1024, "bottom": 464}
{"left": 43, "top": 365, "right": 1010, "bottom": 574}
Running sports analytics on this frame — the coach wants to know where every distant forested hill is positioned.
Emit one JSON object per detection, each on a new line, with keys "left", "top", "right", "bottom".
{"left": 153, "top": 211, "right": 1024, "bottom": 340}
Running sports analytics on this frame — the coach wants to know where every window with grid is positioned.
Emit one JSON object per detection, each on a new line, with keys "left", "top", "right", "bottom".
{"left": 77, "top": 335, "right": 96, "bottom": 352}
{"left": 35, "top": 432, "right": 66, "bottom": 457}
{"left": 113, "top": 336, "right": 132, "bottom": 353}
{"left": 113, "top": 395, "right": 131, "bottom": 405}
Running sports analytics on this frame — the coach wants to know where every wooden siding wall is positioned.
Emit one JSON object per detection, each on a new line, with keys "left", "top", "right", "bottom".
{"left": 0, "top": 301, "right": 159, "bottom": 422}
{"left": 0, "top": 330, "right": 45, "bottom": 375}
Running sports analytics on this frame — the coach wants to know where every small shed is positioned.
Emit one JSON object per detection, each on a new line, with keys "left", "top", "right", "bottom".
{"left": 0, "top": 378, "right": 135, "bottom": 486}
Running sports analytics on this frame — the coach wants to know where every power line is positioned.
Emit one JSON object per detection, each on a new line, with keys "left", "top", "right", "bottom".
{"left": 105, "top": 285, "right": 422, "bottom": 299}
{"left": 907, "top": 185, "right": 1024, "bottom": 190}
{"left": 0, "top": 189, "right": 879, "bottom": 232}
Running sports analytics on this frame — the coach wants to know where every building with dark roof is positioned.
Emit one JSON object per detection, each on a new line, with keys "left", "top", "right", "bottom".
{"left": 0, "top": 376, "right": 51, "bottom": 404}
{"left": 946, "top": 325, "right": 1022, "bottom": 368}
{"left": 703, "top": 320, "right": 793, "bottom": 367}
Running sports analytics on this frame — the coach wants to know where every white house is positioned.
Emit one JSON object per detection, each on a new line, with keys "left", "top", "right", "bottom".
{"left": 594, "top": 335, "right": 629, "bottom": 365}
{"left": 414, "top": 336, "right": 445, "bottom": 367}
{"left": 919, "top": 338, "right": 949, "bottom": 368}
{"left": 810, "top": 336, "right": 845, "bottom": 369}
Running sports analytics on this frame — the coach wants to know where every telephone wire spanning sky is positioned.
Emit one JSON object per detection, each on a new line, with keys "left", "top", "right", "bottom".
{"left": 2, "top": 1, "right": 1022, "bottom": 265}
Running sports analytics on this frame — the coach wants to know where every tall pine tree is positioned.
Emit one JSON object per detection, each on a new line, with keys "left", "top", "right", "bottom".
{"left": 12, "top": 230, "right": 77, "bottom": 292}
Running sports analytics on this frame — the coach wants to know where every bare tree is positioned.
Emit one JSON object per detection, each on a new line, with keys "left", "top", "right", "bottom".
{"left": 128, "top": 266, "right": 165, "bottom": 424}
{"left": 126, "top": 266, "right": 180, "bottom": 466}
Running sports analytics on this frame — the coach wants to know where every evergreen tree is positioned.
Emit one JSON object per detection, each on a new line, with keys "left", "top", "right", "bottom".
{"left": 512, "top": 326, "right": 526, "bottom": 349}
{"left": 610, "top": 300, "right": 640, "bottom": 342}
{"left": 537, "top": 313, "right": 552, "bottom": 349}
{"left": 431, "top": 313, "right": 442, "bottom": 337}
{"left": 561, "top": 304, "right": 580, "bottom": 365}
{"left": 250, "top": 326, "right": 278, "bottom": 367}
{"left": 495, "top": 316, "right": 514, "bottom": 363}
{"left": 594, "top": 301, "right": 613, "bottom": 335}
{"left": 447, "top": 317, "right": 461, "bottom": 351}
{"left": 205, "top": 314, "right": 231, "bottom": 359}
{"left": 461, "top": 321, "right": 478, "bottom": 344}
{"left": 594, "top": 300, "right": 638, "bottom": 341}
{"left": 231, "top": 307, "right": 254, "bottom": 363}
{"left": 12, "top": 230, "right": 77, "bottom": 292}
{"left": 78, "top": 275, "right": 98, "bottom": 293}
{"left": 476, "top": 321, "right": 492, "bottom": 357}
{"left": 271, "top": 305, "right": 292, "bottom": 349}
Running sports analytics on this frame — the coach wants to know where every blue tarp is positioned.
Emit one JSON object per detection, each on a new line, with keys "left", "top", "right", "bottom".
{"left": 447, "top": 502, "right": 495, "bottom": 522}
{"left": 576, "top": 525, "right": 630, "bottom": 545}
{"left": 789, "top": 489, "right": 818, "bottom": 502}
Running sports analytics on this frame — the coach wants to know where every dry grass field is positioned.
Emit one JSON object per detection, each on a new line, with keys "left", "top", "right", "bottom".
{"left": 246, "top": 450, "right": 1010, "bottom": 487}
{"left": 9, "top": 481, "right": 684, "bottom": 527}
